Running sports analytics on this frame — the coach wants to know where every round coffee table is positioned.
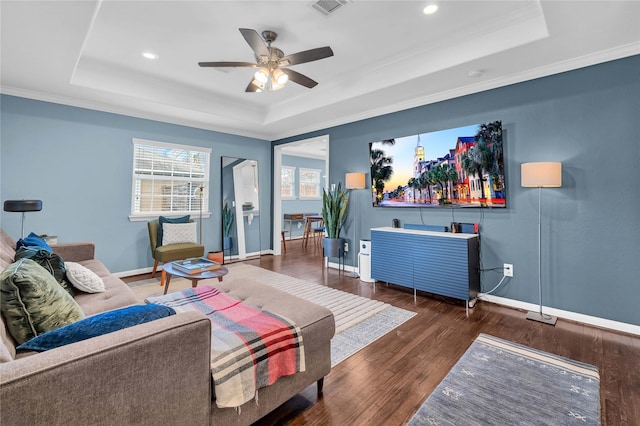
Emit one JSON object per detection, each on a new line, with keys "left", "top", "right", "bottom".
{"left": 162, "top": 261, "right": 229, "bottom": 295}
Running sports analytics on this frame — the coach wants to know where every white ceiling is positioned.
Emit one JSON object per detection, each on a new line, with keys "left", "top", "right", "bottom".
{"left": 1, "top": 1, "right": 639, "bottom": 142}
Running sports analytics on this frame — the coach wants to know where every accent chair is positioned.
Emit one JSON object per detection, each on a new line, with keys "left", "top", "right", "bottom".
{"left": 147, "top": 219, "right": 204, "bottom": 286}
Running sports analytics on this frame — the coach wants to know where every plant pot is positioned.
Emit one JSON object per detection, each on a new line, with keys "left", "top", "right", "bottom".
{"left": 322, "top": 237, "right": 344, "bottom": 258}
{"left": 223, "top": 237, "right": 233, "bottom": 250}
{"left": 207, "top": 251, "right": 223, "bottom": 264}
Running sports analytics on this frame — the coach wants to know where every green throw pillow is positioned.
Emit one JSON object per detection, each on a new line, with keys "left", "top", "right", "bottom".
{"left": 14, "top": 246, "right": 75, "bottom": 296}
{"left": 0, "top": 258, "right": 85, "bottom": 345}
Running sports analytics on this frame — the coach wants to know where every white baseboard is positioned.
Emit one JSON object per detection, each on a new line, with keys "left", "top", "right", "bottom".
{"left": 478, "top": 294, "right": 640, "bottom": 336}
{"left": 327, "top": 260, "right": 356, "bottom": 273}
{"left": 113, "top": 267, "right": 154, "bottom": 278}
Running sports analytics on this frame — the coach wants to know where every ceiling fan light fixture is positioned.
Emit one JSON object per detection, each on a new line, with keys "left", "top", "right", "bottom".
{"left": 200, "top": 28, "right": 333, "bottom": 92}
{"left": 423, "top": 3, "right": 438, "bottom": 15}
{"left": 254, "top": 68, "right": 269, "bottom": 83}
{"left": 273, "top": 69, "right": 289, "bottom": 85}
{"left": 142, "top": 51, "right": 158, "bottom": 60}
{"left": 268, "top": 79, "right": 285, "bottom": 91}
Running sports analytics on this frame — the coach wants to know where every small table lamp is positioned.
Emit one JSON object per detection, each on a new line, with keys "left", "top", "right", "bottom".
{"left": 3, "top": 200, "right": 43, "bottom": 238}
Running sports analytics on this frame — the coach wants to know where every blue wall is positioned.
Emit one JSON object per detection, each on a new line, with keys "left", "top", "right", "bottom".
{"left": 2, "top": 55, "right": 638, "bottom": 326}
{"left": 1, "top": 95, "right": 272, "bottom": 273}
{"left": 281, "top": 154, "right": 325, "bottom": 239}
{"left": 274, "top": 55, "right": 640, "bottom": 326}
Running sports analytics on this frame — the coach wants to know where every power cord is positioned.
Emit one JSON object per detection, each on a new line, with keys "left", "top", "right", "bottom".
{"left": 480, "top": 267, "right": 503, "bottom": 273}
{"left": 480, "top": 274, "right": 509, "bottom": 296}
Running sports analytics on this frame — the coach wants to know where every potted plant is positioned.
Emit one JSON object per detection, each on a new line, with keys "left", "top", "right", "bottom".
{"left": 222, "top": 201, "right": 234, "bottom": 250}
{"left": 321, "top": 182, "right": 349, "bottom": 258}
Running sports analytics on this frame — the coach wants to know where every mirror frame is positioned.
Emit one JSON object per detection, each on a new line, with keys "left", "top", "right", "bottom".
{"left": 221, "top": 157, "right": 260, "bottom": 262}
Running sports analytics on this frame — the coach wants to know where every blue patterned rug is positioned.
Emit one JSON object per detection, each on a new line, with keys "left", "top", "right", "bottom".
{"left": 407, "top": 334, "right": 600, "bottom": 426}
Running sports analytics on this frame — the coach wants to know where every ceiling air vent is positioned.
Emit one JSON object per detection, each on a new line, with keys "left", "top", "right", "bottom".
{"left": 310, "top": 0, "right": 348, "bottom": 16}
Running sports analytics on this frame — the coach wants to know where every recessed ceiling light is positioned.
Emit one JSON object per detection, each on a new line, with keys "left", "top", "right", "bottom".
{"left": 142, "top": 52, "right": 158, "bottom": 60}
{"left": 468, "top": 70, "right": 484, "bottom": 78}
{"left": 423, "top": 4, "right": 438, "bottom": 15}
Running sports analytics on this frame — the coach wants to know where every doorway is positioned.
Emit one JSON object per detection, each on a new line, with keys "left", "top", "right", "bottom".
{"left": 273, "top": 135, "right": 329, "bottom": 255}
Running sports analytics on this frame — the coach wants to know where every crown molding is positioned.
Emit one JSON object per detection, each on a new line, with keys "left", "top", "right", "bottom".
{"left": 2, "top": 43, "right": 638, "bottom": 142}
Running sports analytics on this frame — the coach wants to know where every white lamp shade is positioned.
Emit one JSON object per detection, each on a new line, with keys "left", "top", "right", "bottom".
{"left": 254, "top": 68, "right": 269, "bottom": 84}
{"left": 521, "top": 162, "right": 562, "bottom": 188}
{"left": 273, "top": 69, "right": 289, "bottom": 85}
{"left": 345, "top": 172, "right": 366, "bottom": 189}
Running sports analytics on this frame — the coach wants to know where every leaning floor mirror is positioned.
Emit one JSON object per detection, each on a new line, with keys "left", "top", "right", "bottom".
{"left": 221, "top": 157, "right": 260, "bottom": 262}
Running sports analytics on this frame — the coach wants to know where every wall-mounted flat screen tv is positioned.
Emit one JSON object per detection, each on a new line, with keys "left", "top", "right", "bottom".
{"left": 370, "top": 120, "right": 505, "bottom": 208}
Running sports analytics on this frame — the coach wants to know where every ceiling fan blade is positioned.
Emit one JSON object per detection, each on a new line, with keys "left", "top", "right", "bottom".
{"left": 245, "top": 79, "right": 262, "bottom": 93}
{"left": 280, "top": 46, "right": 333, "bottom": 66}
{"left": 239, "top": 28, "right": 270, "bottom": 58}
{"left": 199, "top": 61, "right": 257, "bottom": 68}
{"left": 281, "top": 68, "right": 318, "bottom": 88}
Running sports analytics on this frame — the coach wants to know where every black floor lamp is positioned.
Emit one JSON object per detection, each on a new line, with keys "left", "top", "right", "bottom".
{"left": 3, "top": 200, "right": 43, "bottom": 238}
{"left": 521, "top": 162, "right": 562, "bottom": 326}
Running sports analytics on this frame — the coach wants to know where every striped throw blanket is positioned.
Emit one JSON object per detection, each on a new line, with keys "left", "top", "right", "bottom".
{"left": 146, "top": 285, "right": 305, "bottom": 408}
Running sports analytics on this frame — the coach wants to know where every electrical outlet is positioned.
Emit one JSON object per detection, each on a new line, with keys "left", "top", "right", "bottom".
{"left": 503, "top": 263, "right": 514, "bottom": 277}
{"left": 344, "top": 242, "right": 349, "bottom": 253}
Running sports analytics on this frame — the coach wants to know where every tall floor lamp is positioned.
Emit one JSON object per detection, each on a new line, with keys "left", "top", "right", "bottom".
{"left": 198, "top": 185, "right": 205, "bottom": 245}
{"left": 3, "top": 200, "right": 43, "bottom": 238}
{"left": 345, "top": 172, "right": 366, "bottom": 278}
{"left": 521, "top": 162, "right": 562, "bottom": 326}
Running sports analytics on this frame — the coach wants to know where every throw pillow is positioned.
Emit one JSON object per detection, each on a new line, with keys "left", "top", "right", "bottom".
{"left": 162, "top": 222, "right": 197, "bottom": 245}
{"left": 0, "top": 258, "right": 85, "bottom": 344}
{"left": 65, "top": 261, "right": 105, "bottom": 293}
{"left": 15, "top": 232, "right": 52, "bottom": 252}
{"left": 157, "top": 215, "right": 190, "bottom": 248}
{"left": 14, "top": 246, "right": 75, "bottom": 296}
{"left": 17, "top": 304, "right": 176, "bottom": 352}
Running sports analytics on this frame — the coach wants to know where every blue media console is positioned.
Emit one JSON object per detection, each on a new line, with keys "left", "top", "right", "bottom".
{"left": 370, "top": 227, "right": 480, "bottom": 314}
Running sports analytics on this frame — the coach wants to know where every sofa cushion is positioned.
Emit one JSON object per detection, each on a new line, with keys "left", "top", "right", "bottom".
{"left": 214, "top": 278, "right": 335, "bottom": 353}
{"left": 1, "top": 229, "right": 16, "bottom": 272}
{"left": 157, "top": 215, "right": 190, "bottom": 247}
{"left": 72, "top": 259, "right": 141, "bottom": 316}
{"left": 17, "top": 304, "right": 176, "bottom": 352}
{"left": 0, "top": 313, "right": 17, "bottom": 362}
{"left": 65, "top": 261, "right": 105, "bottom": 293}
{"left": 16, "top": 232, "right": 52, "bottom": 252}
{"left": 14, "top": 246, "right": 75, "bottom": 296}
{"left": 0, "top": 258, "right": 85, "bottom": 344}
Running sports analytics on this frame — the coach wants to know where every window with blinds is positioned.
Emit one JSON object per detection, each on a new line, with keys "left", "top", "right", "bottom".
{"left": 131, "top": 139, "right": 211, "bottom": 217}
{"left": 299, "top": 167, "right": 322, "bottom": 199}
{"left": 281, "top": 166, "right": 296, "bottom": 199}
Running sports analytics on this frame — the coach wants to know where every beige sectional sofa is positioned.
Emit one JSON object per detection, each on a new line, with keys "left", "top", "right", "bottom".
{"left": 0, "top": 229, "right": 335, "bottom": 425}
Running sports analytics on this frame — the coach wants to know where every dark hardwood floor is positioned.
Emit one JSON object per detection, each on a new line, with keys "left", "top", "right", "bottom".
{"left": 130, "top": 238, "right": 640, "bottom": 425}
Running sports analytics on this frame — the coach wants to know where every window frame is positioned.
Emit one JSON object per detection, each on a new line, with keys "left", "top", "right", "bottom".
{"left": 298, "top": 167, "right": 322, "bottom": 200}
{"left": 281, "top": 165, "right": 297, "bottom": 200}
{"left": 129, "top": 138, "right": 211, "bottom": 221}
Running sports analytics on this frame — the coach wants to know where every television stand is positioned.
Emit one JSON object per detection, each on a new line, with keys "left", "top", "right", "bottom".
{"left": 371, "top": 227, "right": 480, "bottom": 315}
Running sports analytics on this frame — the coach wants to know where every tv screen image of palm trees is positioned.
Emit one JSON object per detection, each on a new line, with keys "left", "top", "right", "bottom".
{"left": 369, "top": 121, "right": 505, "bottom": 208}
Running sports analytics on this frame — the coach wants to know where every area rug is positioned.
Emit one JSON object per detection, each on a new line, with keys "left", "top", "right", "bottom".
{"left": 406, "top": 333, "right": 601, "bottom": 426}
{"left": 129, "top": 263, "right": 416, "bottom": 366}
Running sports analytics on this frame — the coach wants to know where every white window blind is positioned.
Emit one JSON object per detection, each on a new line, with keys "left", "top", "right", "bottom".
{"left": 281, "top": 166, "right": 296, "bottom": 198}
{"left": 131, "top": 139, "right": 211, "bottom": 217}
{"left": 299, "top": 167, "right": 321, "bottom": 198}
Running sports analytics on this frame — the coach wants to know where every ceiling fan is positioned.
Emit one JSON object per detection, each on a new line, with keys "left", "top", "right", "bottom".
{"left": 199, "top": 28, "right": 333, "bottom": 92}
